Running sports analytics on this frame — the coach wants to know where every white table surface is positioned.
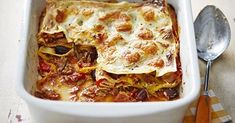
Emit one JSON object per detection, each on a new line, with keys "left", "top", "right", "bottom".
{"left": 0, "top": 0, "right": 234, "bottom": 122}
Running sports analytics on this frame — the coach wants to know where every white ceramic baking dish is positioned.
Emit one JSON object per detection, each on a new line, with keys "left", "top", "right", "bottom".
{"left": 17, "top": 0, "right": 200, "bottom": 123}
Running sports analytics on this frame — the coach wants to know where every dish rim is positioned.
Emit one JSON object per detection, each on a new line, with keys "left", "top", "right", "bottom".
{"left": 16, "top": 0, "right": 200, "bottom": 117}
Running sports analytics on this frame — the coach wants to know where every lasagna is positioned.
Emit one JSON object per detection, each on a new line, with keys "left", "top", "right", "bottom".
{"left": 35, "top": 0, "right": 182, "bottom": 102}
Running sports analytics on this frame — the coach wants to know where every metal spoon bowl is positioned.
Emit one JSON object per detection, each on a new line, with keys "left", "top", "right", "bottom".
{"left": 194, "top": 5, "right": 231, "bottom": 123}
{"left": 195, "top": 5, "right": 231, "bottom": 62}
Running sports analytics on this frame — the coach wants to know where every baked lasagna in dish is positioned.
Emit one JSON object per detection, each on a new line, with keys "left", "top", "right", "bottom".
{"left": 35, "top": 0, "right": 182, "bottom": 102}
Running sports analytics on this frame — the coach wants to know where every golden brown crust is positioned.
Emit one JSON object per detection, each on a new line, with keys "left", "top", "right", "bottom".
{"left": 39, "top": 0, "right": 179, "bottom": 76}
{"left": 99, "top": 11, "right": 121, "bottom": 21}
{"left": 82, "top": 9, "right": 94, "bottom": 17}
{"left": 120, "top": 14, "right": 131, "bottom": 21}
{"left": 93, "top": 24, "right": 105, "bottom": 32}
{"left": 106, "top": 34, "right": 124, "bottom": 46}
{"left": 142, "top": 7, "right": 155, "bottom": 21}
{"left": 35, "top": 0, "right": 182, "bottom": 102}
{"left": 116, "top": 22, "right": 132, "bottom": 32}
{"left": 150, "top": 59, "right": 164, "bottom": 68}
{"left": 133, "top": 41, "right": 158, "bottom": 55}
{"left": 138, "top": 28, "right": 154, "bottom": 40}
{"left": 142, "top": 42, "right": 158, "bottom": 55}
{"left": 123, "top": 51, "right": 141, "bottom": 63}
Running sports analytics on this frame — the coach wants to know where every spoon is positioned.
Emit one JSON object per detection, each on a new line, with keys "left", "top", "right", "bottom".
{"left": 194, "top": 5, "right": 231, "bottom": 123}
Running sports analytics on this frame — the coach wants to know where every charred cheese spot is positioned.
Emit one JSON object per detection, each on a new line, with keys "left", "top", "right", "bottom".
{"left": 106, "top": 34, "right": 123, "bottom": 46}
{"left": 99, "top": 11, "right": 121, "bottom": 21}
{"left": 138, "top": 28, "right": 153, "bottom": 40}
{"left": 55, "top": 9, "right": 67, "bottom": 23}
{"left": 133, "top": 41, "right": 158, "bottom": 55}
{"left": 116, "top": 22, "right": 132, "bottom": 32}
{"left": 142, "top": 7, "right": 155, "bottom": 21}
{"left": 82, "top": 9, "right": 94, "bottom": 16}
{"left": 120, "top": 14, "right": 131, "bottom": 21}
{"left": 93, "top": 24, "right": 105, "bottom": 32}
{"left": 150, "top": 59, "right": 164, "bottom": 68}
{"left": 142, "top": 42, "right": 158, "bottom": 55}
{"left": 123, "top": 51, "right": 141, "bottom": 63}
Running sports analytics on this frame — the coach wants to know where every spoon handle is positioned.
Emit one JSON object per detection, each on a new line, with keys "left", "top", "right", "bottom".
{"left": 196, "top": 95, "right": 211, "bottom": 123}
{"left": 196, "top": 60, "right": 212, "bottom": 123}
{"left": 204, "top": 60, "right": 212, "bottom": 94}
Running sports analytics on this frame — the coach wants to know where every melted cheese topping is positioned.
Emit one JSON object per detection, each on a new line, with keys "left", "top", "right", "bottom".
{"left": 39, "top": 0, "right": 178, "bottom": 76}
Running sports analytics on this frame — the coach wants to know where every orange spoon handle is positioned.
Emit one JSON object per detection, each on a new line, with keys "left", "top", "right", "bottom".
{"left": 196, "top": 95, "right": 211, "bottom": 123}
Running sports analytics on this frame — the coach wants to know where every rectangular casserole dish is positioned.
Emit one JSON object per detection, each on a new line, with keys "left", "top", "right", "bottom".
{"left": 17, "top": 0, "right": 201, "bottom": 123}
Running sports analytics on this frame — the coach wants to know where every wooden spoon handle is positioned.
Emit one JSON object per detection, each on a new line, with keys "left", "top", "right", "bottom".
{"left": 196, "top": 95, "right": 211, "bottom": 123}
